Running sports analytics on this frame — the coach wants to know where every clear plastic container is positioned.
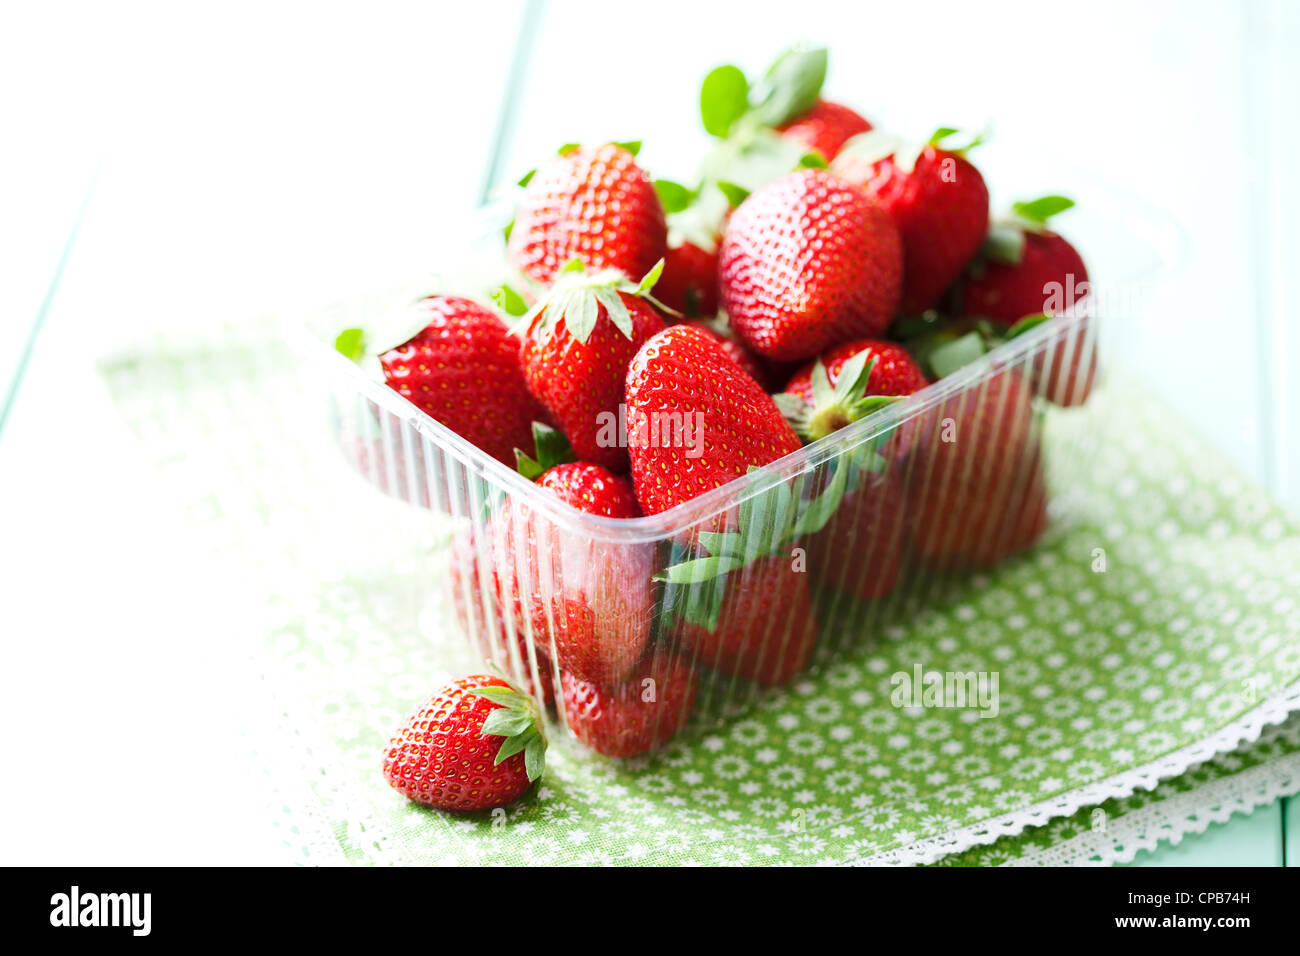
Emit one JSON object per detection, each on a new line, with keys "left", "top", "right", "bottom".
{"left": 299, "top": 186, "right": 1174, "bottom": 759}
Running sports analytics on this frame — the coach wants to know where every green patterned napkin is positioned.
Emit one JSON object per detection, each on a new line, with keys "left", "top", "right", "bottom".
{"left": 99, "top": 329, "right": 1300, "bottom": 866}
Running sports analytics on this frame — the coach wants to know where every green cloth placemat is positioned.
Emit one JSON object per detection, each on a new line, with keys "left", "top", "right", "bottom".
{"left": 99, "top": 330, "right": 1300, "bottom": 866}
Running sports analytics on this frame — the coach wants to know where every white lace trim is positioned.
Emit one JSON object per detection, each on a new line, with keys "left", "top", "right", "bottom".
{"left": 1006, "top": 747, "right": 1298, "bottom": 866}
{"left": 849, "top": 678, "right": 1300, "bottom": 866}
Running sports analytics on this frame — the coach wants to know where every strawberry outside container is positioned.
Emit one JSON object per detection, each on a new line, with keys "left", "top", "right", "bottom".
{"left": 296, "top": 179, "right": 1178, "bottom": 760}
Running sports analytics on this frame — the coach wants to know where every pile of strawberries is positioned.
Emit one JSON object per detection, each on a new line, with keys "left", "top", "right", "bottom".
{"left": 365, "top": 47, "right": 1095, "bottom": 811}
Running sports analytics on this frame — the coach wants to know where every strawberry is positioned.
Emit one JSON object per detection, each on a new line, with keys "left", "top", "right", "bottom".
{"left": 382, "top": 674, "right": 545, "bottom": 811}
{"left": 679, "top": 318, "right": 772, "bottom": 388}
{"left": 771, "top": 340, "right": 926, "bottom": 603}
{"left": 623, "top": 325, "right": 802, "bottom": 516}
{"left": 777, "top": 99, "right": 873, "bottom": 161}
{"left": 517, "top": 261, "right": 668, "bottom": 472}
{"left": 778, "top": 338, "right": 928, "bottom": 439}
{"left": 905, "top": 366, "right": 1048, "bottom": 567}
{"left": 561, "top": 651, "right": 697, "bottom": 757}
{"left": 718, "top": 168, "right": 902, "bottom": 361}
{"left": 671, "top": 553, "right": 818, "bottom": 686}
{"left": 831, "top": 129, "right": 990, "bottom": 314}
{"left": 336, "top": 410, "right": 435, "bottom": 509}
{"left": 508, "top": 142, "right": 667, "bottom": 288}
{"left": 362, "top": 295, "right": 547, "bottom": 467}
{"left": 448, "top": 530, "right": 555, "bottom": 707}
{"left": 955, "top": 197, "right": 1096, "bottom": 406}
{"left": 491, "top": 432, "right": 651, "bottom": 687}
{"left": 535, "top": 462, "right": 641, "bottom": 518}
{"left": 808, "top": 468, "right": 908, "bottom": 601}
{"left": 654, "top": 240, "right": 719, "bottom": 318}
{"left": 956, "top": 197, "right": 1090, "bottom": 323}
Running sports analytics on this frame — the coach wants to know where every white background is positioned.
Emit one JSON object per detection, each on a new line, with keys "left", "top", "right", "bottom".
{"left": 1, "top": 0, "right": 1296, "bottom": 863}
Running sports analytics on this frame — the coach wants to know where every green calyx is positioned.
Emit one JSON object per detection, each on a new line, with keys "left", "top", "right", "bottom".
{"left": 699, "top": 45, "right": 827, "bottom": 141}
{"left": 491, "top": 283, "right": 529, "bottom": 318}
{"left": 772, "top": 351, "right": 903, "bottom": 443}
{"left": 333, "top": 286, "right": 450, "bottom": 373}
{"left": 693, "top": 47, "right": 829, "bottom": 213}
{"left": 654, "top": 442, "right": 887, "bottom": 631}
{"left": 514, "top": 421, "right": 574, "bottom": 481}
{"left": 515, "top": 258, "right": 676, "bottom": 345}
{"left": 835, "top": 124, "right": 988, "bottom": 176}
{"left": 334, "top": 328, "right": 366, "bottom": 362}
{"left": 469, "top": 677, "right": 547, "bottom": 783}
{"left": 657, "top": 178, "right": 725, "bottom": 254}
{"left": 981, "top": 195, "right": 1076, "bottom": 266}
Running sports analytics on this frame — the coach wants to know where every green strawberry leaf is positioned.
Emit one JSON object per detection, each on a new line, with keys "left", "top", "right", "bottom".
{"left": 493, "top": 732, "right": 532, "bottom": 762}
{"left": 751, "top": 45, "right": 827, "bottom": 127}
{"left": 517, "top": 169, "right": 536, "bottom": 188}
{"left": 503, "top": 220, "right": 514, "bottom": 242}
{"left": 798, "top": 151, "right": 828, "bottom": 169}
{"left": 470, "top": 686, "right": 524, "bottom": 708}
{"left": 890, "top": 312, "right": 944, "bottom": 341}
{"left": 523, "top": 736, "right": 545, "bottom": 782}
{"left": 1005, "top": 313, "right": 1053, "bottom": 340}
{"left": 1012, "top": 195, "right": 1074, "bottom": 224}
{"left": 928, "top": 330, "right": 988, "bottom": 379}
{"left": 849, "top": 394, "right": 904, "bottom": 418}
{"left": 678, "top": 575, "right": 727, "bottom": 633}
{"left": 655, "top": 555, "right": 744, "bottom": 584}
{"left": 613, "top": 140, "right": 642, "bottom": 157}
{"left": 491, "top": 284, "right": 530, "bottom": 317}
{"left": 557, "top": 142, "right": 580, "bottom": 156}
{"left": 596, "top": 287, "right": 634, "bottom": 338}
{"left": 831, "top": 352, "right": 873, "bottom": 406}
{"left": 697, "top": 531, "right": 743, "bottom": 557}
{"left": 772, "top": 391, "right": 813, "bottom": 440}
{"left": 636, "top": 258, "right": 666, "bottom": 296}
{"left": 982, "top": 222, "right": 1026, "bottom": 266}
{"left": 700, "top": 64, "right": 750, "bottom": 138}
{"left": 715, "top": 180, "right": 751, "bottom": 207}
{"left": 334, "top": 328, "right": 366, "bottom": 363}
{"left": 654, "top": 179, "right": 695, "bottom": 213}
{"left": 793, "top": 460, "right": 849, "bottom": 537}
{"left": 514, "top": 421, "right": 574, "bottom": 481}
{"left": 482, "top": 708, "right": 535, "bottom": 737}
{"left": 469, "top": 683, "right": 547, "bottom": 783}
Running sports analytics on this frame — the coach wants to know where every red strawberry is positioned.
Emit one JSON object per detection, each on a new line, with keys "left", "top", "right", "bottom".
{"left": 672, "top": 554, "right": 818, "bottom": 686}
{"left": 655, "top": 241, "right": 719, "bottom": 318}
{"left": 1033, "top": 314, "right": 1098, "bottom": 407}
{"left": 536, "top": 462, "right": 641, "bottom": 518}
{"left": 360, "top": 296, "right": 549, "bottom": 468}
{"left": 832, "top": 129, "right": 990, "bottom": 313}
{"left": 561, "top": 651, "right": 697, "bottom": 757}
{"left": 679, "top": 318, "right": 772, "bottom": 388}
{"left": 906, "top": 367, "right": 1048, "bottom": 567}
{"left": 777, "top": 99, "right": 873, "bottom": 161}
{"left": 491, "top": 462, "right": 651, "bottom": 688}
{"left": 382, "top": 675, "right": 545, "bottom": 811}
{"left": 518, "top": 262, "right": 668, "bottom": 472}
{"left": 718, "top": 168, "right": 902, "bottom": 361}
{"left": 508, "top": 143, "right": 667, "bottom": 288}
{"left": 773, "top": 340, "right": 926, "bottom": 603}
{"left": 624, "top": 325, "right": 802, "bottom": 516}
{"left": 959, "top": 233, "right": 1089, "bottom": 323}
{"left": 955, "top": 197, "right": 1096, "bottom": 407}
{"left": 336, "top": 411, "right": 435, "bottom": 509}
{"left": 448, "top": 531, "right": 555, "bottom": 706}
{"left": 782, "top": 339, "right": 929, "bottom": 420}
{"left": 808, "top": 468, "right": 908, "bottom": 601}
